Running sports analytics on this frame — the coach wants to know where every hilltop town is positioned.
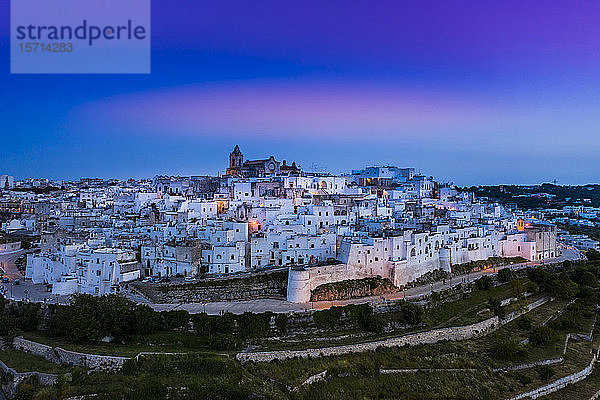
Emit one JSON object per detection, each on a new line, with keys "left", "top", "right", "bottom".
{"left": 1, "top": 148, "right": 600, "bottom": 400}
{"left": 0, "top": 146, "right": 574, "bottom": 304}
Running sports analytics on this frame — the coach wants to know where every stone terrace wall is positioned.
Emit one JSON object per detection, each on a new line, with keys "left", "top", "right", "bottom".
{"left": 136, "top": 269, "right": 288, "bottom": 303}
{"left": 0, "top": 358, "right": 57, "bottom": 398}
{"left": 509, "top": 343, "right": 600, "bottom": 400}
{"left": 237, "top": 297, "right": 550, "bottom": 363}
{"left": 13, "top": 337, "right": 128, "bottom": 371}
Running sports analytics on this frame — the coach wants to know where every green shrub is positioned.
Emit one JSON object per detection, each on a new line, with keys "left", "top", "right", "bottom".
{"left": 535, "top": 365, "right": 555, "bottom": 380}
{"left": 475, "top": 276, "right": 493, "bottom": 291}
{"left": 497, "top": 268, "right": 513, "bottom": 283}
{"left": 488, "top": 297, "right": 506, "bottom": 319}
{"left": 490, "top": 333, "right": 528, "bottom": 360}
{"left": 529, "top": 326, "right": 559, "bottom": 346}
{"left": 517, "top": 316, "right": 532, "bottom": 331}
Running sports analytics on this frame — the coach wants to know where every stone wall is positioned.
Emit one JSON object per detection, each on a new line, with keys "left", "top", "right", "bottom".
{"left": 0, "top": 358, "right": 57, "bottom": 398}
{"left": 237, "top": 297, "right": 550, "bottom": 363}
{"left": 13, "top": 337, "right": 128, "bottom": 371}
{"left": 509, "top": 343, "right": 600, "bottom": 400}
{"left": 137, "top": 269, "right": 288, "bottom": 303}
{"left": 310, "top": 277, "right": 397, "bottom": 302}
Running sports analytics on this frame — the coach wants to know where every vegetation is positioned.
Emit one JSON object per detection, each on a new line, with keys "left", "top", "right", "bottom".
{"left": 2, "top": 261, "right": 599, "bottom": 399}
{"left": 460, "top": 184, "right": 600, "bottom": 209}
{"left": 0, "top": 349, "right": 73, "bottom": 374}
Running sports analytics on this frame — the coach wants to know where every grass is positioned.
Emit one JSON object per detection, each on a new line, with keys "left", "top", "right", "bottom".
{"left": 10, "top": 287, "right": 598, "bottom": 399}
{"left": 258, "top": 282, "right": 521, "bottom": 352}
{"left": 543, "top": 360, "right": 600, "bottom": 399}
{"left": 245, "top": 303, "right": 598, "bottom": 400}
{"left": 22, "top": 331, "right": 230, "bottom": 358}
{"left": 0, "top": 349, "right": 74, "bottom": 374}
{"left": 426, "top": 281, "right": 516, "bottom": 328}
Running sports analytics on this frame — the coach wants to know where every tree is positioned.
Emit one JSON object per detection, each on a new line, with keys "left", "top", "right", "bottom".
{"left": 517, "top": 315, "right": 532, "bottom": 331}
{"left": 548, "top": 273, "right": 579, "bottom": 299}
{"left": 161, "top": 310, "right": 190, "bottom": 331}
{"left": 511, "top": 279, "right": 525, "bottom": 297}
{"left": 475, "top": 275, "right": 493, "bottom": 291}
{"left": 535, "top": 365, "right": 555, "bottom": 380}
{"left": 498, "top": 268, "right": 513, "bottom": 283}
{"left": 529, "top": 326, "right": 559, "bottom": 346}
{"left": 274, "top": 314, "right": 288, "bottom": 335}
{"left": 490, "top": 333, "right": 527, "bottom": 360}
{"left": 488, "top": 297, "right": 506, "bottom": 319}
{"left": 587, "top": 249, "right": 600, "bottom": 261}
{"left": 129, "top": 305, "right": 160, "bottom": 335}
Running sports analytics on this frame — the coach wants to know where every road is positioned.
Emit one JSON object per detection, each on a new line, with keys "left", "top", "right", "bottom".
{"left": 0, "top": 248, "right": 25, "bottom": 299}
{"left": 1, "top": 246, "right": 583, "bottom": 314}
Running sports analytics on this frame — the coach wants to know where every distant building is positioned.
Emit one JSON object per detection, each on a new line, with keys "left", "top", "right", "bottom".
{"left": 226, "top": 145, "right": 299, "bottom": 178}
{"left": 0, "top": 175, "right": 14, "bottom": 190}
{"left": 560, "top": 234, "right": 600, "bottom": 251}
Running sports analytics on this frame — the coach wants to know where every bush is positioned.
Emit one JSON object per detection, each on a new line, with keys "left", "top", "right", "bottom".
{"left": 497, "top": 268, "right": 513, "bottom": 283}
{"left": 587, "top": 249, "right": 600, "bottom": 261}
{"left": 529, "top": 326, "right": 559, "bottom": 346}
{"left": 475, "top": 276, "right": 493, "bottom": 291}
{"left": 535, "top": 365, "right": 555, "bottom": 380}
{"left": 511, "top": 371, "right": 533, "bottom": 386}
{"left": 517, "top": 316, "right": 532, "bottom": 331}
{"left": 548, "top": 308, "right": 585, "bottom": 332}
{"left": 490, "top": 333, "right": 528, "bottom": 360}
{"left": 210, "top": 334, "right": 241, "bottom": 350}
{"left": 488, "top": 297, "right": 506, "bottom": 319}
{"left": 274, "top": 314, "right": 288, "bottom": 335}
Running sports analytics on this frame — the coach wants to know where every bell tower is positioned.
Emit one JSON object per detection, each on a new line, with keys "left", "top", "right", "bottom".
{"left": 227, "top": 145, "right": 244, "bottom": 176}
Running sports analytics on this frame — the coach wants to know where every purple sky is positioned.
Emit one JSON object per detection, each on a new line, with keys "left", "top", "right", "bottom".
{"left": 1, "top": 0, "right": 600, "bottom": 184}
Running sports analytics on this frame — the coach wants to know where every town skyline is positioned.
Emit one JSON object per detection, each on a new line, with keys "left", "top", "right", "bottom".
{"left": 3, "top": 142, "right": 598, "bottom": 187}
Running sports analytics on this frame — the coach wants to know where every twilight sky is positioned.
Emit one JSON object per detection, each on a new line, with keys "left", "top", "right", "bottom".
{"left": 1, "top": 0, "right": 600, "bottom": 185}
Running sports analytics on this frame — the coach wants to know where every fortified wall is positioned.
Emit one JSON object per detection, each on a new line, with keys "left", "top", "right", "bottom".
{"left": 287, "top": 251, "right": 452, "bottom": 303}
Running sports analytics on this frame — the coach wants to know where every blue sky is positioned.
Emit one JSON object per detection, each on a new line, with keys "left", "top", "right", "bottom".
{"left": 1, "top": 0, "right": 599, "bottom": 185}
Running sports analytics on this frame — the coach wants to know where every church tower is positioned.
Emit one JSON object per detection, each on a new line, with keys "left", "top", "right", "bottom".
{"left": 227, "top": 145, "right": 244, "bottom": 176}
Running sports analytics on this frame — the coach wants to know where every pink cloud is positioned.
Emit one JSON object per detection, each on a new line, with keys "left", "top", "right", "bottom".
{"left": 71, "top": 80, "right": 511, "bottom": 139}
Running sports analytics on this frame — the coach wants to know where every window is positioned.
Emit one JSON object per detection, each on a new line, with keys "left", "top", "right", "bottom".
{"left": 231, "top": 254, "right": 235, "bottom": 260}
{"left": 96, "top": 270, "right": 101, "bottom": 276}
